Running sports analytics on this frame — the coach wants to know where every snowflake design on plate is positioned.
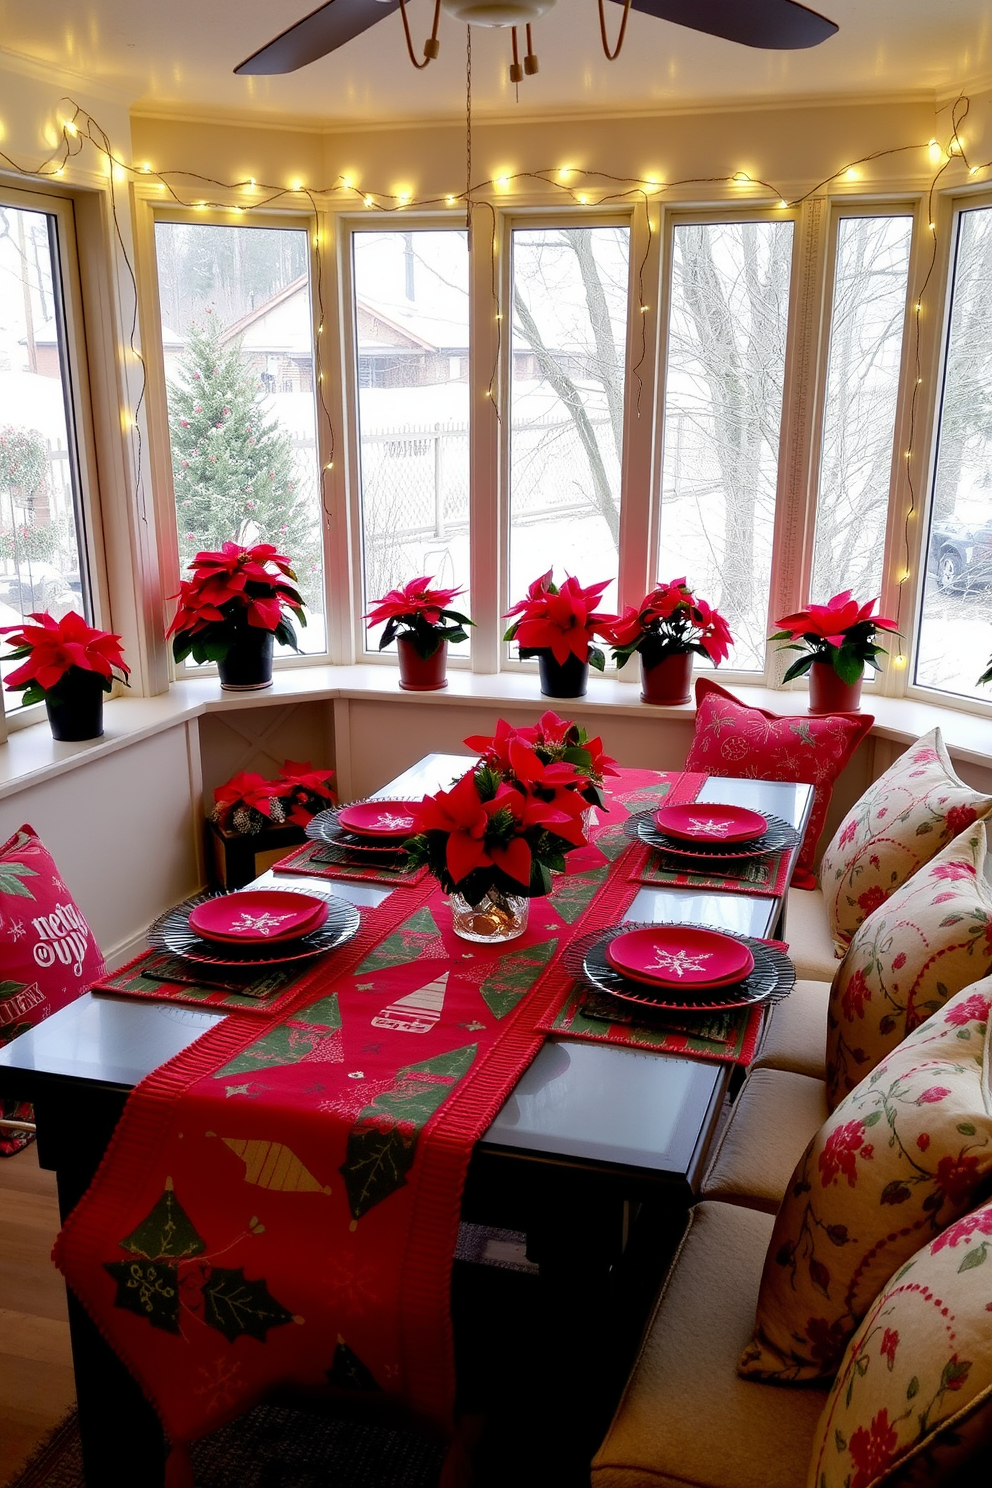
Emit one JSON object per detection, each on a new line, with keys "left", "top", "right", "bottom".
{"left": 229, "top": 910, "right": 297, "bottom": 937}
{"left": 686, "top": 816, "right": 736, "bottom": 837}
{"left": 647, "top": 947, "right": 714, "bottom": 978}
{"left": 370, "top": 811, "right": 414, "bottom": 831}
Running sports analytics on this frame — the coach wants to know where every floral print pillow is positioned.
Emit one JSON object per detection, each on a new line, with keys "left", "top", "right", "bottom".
{"left": 740, "top": 979, "right": 992, "bottom": 1386}
{"left": 806, "top": 1196, "right": 992, "bottom": 1488}
{"left": 684, "top": 679, "right": 874, "bottom": 889}
{"left": 826, "top": 822, "right": 992, "bottom": 1108}
{"left": 819, "top": 728, "right": 992, "bottom": 956}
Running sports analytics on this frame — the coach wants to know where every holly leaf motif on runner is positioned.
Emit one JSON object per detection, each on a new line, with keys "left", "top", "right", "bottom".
{"left": 118, "top": 1182, "right": 206, "bottom": 1261}
{"left": 340, "top": 1044, "right": 478, "bottom": 1219}
{"left": 104, "top": 1259, "right": 181, "bottom": 1333}
{"left": 326, "top": 1337, "right": 382, "bottom": 1392}
{"left": 200, "top": 1266, "right": 296, "bottom": 1343}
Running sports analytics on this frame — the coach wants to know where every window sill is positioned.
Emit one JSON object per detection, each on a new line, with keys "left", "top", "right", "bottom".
{"left": 1, "top": 664, "right": 990, "bottom": 803}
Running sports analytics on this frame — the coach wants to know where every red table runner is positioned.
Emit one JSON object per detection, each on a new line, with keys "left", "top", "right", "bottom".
{"left": 54, "top": 768, "right": 695, "bottom": 1484}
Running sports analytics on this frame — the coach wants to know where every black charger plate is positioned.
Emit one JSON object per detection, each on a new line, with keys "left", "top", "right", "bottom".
{"left": 148, "top": 888, "right": 360, "bottom": 967}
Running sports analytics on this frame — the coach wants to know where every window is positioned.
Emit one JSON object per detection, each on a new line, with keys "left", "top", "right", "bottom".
{"left": 508, "top": 224, "right": 630, "bottom": 616}
{"left": 0, "top": 189, "right": 93, "bottom": 698}
{"left": 811, "top": 214, "right": 913, "bottom": 605}
{"left": 659, "top": 218, "right": 794, "bottom": 671}
{"left": 351, "top": 229, "right": 470, "bottom": 653}
{"left": 153, "top": 217, "right": 326, "bottom": 657}
{"left": 916, "top": 203, "right": 992, "bottom": 703}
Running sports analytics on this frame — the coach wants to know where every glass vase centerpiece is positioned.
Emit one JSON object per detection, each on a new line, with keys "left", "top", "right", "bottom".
{"left": 166, "top": 541, "right": 306, "bottom": 690}
{"left": 604, "top": 578, "right": 733, "bottom": 704}
{"left": 770, "top": 590, "right": 899, "bottom": 715}
{"left": 365, "top": 575, "right": 474, "bottom": 691}
{"left": 405, "top": 732, "right": 593, "bottom": 943}
{"left": 503, "top": 569, "right": 616, "bottom": 698}
{"left": 0, "top": 610, "right": 130, "bottom": 741}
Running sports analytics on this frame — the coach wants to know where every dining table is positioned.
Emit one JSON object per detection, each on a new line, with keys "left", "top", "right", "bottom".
{"left": 0, "top": 752, "right": 814, "bottom": 1487}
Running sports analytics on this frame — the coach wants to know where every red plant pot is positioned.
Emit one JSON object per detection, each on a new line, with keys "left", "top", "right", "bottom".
{"left": 640, "top": 648, "right": 692, "bottom": 705}
{"left": 808, "top": 658, "right": 863, "bottom": 715}
{"left": 397, "top": 636, "right": 448, "bottom": 691}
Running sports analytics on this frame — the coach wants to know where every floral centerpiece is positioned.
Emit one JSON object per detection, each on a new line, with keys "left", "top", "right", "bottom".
{"left": 770, "top": 590, "right": 899, "bottom": 715}
{"left": 365, "top": 575, "right": 473, "bottom": 692}
{"left": 166, "top": 541, "right": 306, "bottom": 691}
{"left": 604, "top": 578, "right": 733, "bottom": 704}
{"left": 503, "top": 570, "right": 616, "bottom": 699}
{"left": 405, "top": 734, "right": 591, "bottom": 941}
{"left": 0, "top": 610, "right": 130, "bottom": 741}
{"left": 465, "top": 710, "right": 618, "bottom": 810}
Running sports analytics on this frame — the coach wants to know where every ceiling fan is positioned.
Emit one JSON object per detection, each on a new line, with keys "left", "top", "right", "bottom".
{"left": 235, "top": 0, "right": 838, "bottom": 78}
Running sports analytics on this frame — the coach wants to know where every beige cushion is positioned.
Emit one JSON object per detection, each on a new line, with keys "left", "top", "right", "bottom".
{"left": 807, "top": 1196, "right": 992, "bottom": 1488}
{"left": 752, "top": 980, "right": 829, "bottom": 1080}
{"left": 826, "top": 821, "right": 992, "bottom": 1107}
{"left": 784, "top": 886, "right": 840, "bottom": 982}
{"left": 702, "top": 1068, "right": 828, "bottom": 1213}
{"left": 742, "top": 980, "right": 992, "bottom": 1386}
{"left": 819, "top": 727, "right": 992, "bottom": 954}
{"left": 591, "top": 1201, "right": 829, "bottom": 1488}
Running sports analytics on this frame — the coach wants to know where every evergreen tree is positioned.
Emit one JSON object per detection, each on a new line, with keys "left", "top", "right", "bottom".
{"left": 166, "top": 313, "right": 318, "bottom": 595}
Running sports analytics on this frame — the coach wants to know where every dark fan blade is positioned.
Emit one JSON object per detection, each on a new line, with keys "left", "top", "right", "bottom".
{"left": 613, "top": 0, "right": 837, "bottom": 50}
{"left": 235, "top": 0, "right": 399, "bottom": 75}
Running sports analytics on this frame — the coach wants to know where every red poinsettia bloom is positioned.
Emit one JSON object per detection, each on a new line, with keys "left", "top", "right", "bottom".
{"left": 213, "top": 771, "right": 282, "bottom": 820}
{"left": 775, "top": 590, "right": 899, "bottom": 649}
{"left": 603, "top": 578, "right": 733, "bottom": 666}
{"left": 277, "top": 759, "right": 336, "bottom": 824}
{"left": 412, "top": 771, "right": 497, "bottom": 885}
{"left": 504, "top": 570, "right": 615, "bottom": 666}
{"left": 365, "top": 576, "right": 467, "bottom": 629}
{"left": 166, "top": 542, "right": 304, "bottom": 642}
{"left": 1, "top": 610, "right": 130, "bottom": 694}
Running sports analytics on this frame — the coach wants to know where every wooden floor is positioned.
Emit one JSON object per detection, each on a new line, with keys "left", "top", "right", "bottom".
{"left": 0, "top": 1142, "right": 76, "bottom": 1485}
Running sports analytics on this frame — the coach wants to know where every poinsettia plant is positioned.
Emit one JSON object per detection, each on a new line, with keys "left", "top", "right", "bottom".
{"left": 503, "top": 570, "right": 616, "bottom": 671}
{"left": 465, "top": 710, "right": 618, "bottom": 809}
{"left": 405, "top": 739, "right": 590, "bottom": 904}
{"left": 771, "top": 591, "right": 900, "bottom": 685}
{"left": 604, "top": 578, "right": 733, "bottom": 668}
{"left": 211, "top": 759, "right": 336, "bottom": 835}
{"left": 365, "top": 575, "right": 474, "bottom": 659}
{"left": 167, "top": 541, "right": 306, "bottom": 665}
{"left": 0, "top": 610, "right": 130, "bottom": 706}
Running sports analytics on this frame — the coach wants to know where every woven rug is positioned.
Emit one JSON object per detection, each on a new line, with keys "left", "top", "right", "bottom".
{"left": 6, "top": 1405, "right": 445, "bottom": 1488}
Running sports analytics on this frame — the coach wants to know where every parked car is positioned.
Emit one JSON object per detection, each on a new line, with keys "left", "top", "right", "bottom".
{"left": 0, "top": 562, "right": 83, "bottom": 617}
{"left": 927, "top": 514, "right": 992, "bottom": 592}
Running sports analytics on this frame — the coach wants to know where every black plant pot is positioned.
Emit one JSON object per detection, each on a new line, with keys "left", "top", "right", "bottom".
{"left": 537, "top": 650, "right": 589, "bottom": 699}
{"left": 45, "top": 666, "right": 106, "bottom": 742}
{"left": 217, "top": 628, "right": 274, "bottom": 691}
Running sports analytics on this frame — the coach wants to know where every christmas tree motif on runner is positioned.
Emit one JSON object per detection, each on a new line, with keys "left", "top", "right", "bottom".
{"left": 479, "top": 939, "right": 557, "bottom": 1020}
{"left": 105, "top": 1179, "right": 296, "bottom": 1343}
{"left": 215, "top": 993, "right": 342, "bottom": 1079}
{"left": 220, "top": 1138, "right": 332, "bottom": 1194}
{"left": 592, "top": 823, "right": 632, "bottom": 862}
{"left": 340, "top": 1044, "right": 477, "bottom": 1219}
{"left": 372, "top": 971, "right": 448, "bottom": 1034}
{"left": 326, "top": 1336, "right": 382, "bottom": 1392}
{"left": 552, "top": 867, "right": 608, "bottom": 925}
{"left": 615, "top": 781, "right": 673, "bottom": 809}
{"left": 354, "top": 907, "right": 443, "bottom": 975}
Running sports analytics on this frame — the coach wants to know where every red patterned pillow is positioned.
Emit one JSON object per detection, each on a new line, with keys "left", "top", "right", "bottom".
{"left": 0, "top": 823, "right": 105, "bottom": 1044}
{"left": 685, "top": 679, "right": 874, "bottom": 888}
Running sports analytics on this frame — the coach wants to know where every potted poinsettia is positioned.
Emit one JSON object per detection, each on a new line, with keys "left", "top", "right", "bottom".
{"left": 0, "top": 610, "right": 130, "bottom": 741}
{"left": 604, "top": 578, "right": 733, "bottom": 704}
{"left": 770, "top": 590, "right": 900, "bottom": 715}
{"left": 405, "top": 741, "right": 590, "bottom": 943}
{"left": 166, "top": 541, "right": 306, "bottom": 691}
{"left": 364, "top": 575, "right": 474, "bottom": 691}
{"left": 503, "top": 570, "right": 616, "bottom": 699}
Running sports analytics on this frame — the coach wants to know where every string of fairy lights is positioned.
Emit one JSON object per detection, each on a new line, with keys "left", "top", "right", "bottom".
{"left": 0, "top": 92, "right": 985, "bottom": 649}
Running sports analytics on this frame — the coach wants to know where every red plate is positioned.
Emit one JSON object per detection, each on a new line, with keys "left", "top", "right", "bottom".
{"left": 189, "top": 890, "right": 328, "bottom": 944}
{"left": 654, "top": 803, "right": 768, "bottom": 844}
{"left": 605, "top": 926, "right": 755, "bottom": 989}
{"left": 336, "top": 801, "right": 418, "bottom": 839}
